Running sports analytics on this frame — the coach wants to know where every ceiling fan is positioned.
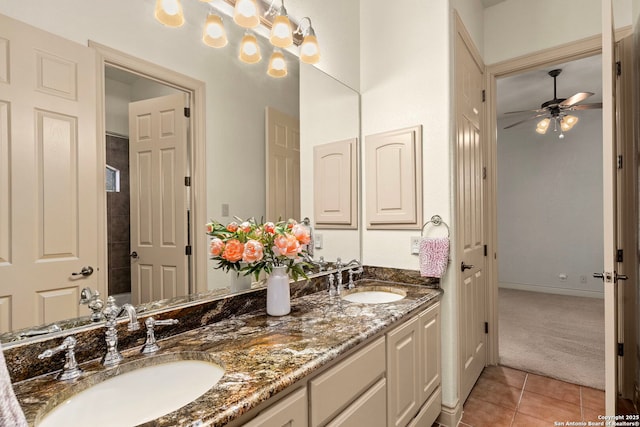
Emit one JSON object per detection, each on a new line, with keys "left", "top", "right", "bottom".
{"left": 503, "top": 68, "right": 602, "bottom": 138}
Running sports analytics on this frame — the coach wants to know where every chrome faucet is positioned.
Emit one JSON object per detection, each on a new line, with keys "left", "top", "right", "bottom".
{"left": 38, "top": 336, "right": 83, "bottom": 381}
{"left": 79, "top": 287, "right": 104, "bottom": 322}
{"left": 141, "top": 317, "right": 179, "bottom": 355}
{"left": 335, "top": 257, "right": 344, "bottom": 294}
{"left": 101, "top": 296, "right": 140, "bottom": 367}
{"left": 344, "top": 259, "right": 363, "bottom": 289}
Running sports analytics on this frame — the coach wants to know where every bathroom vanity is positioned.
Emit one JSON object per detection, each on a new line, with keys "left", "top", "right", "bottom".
{"left": 9, "top": 269, "right": 442, "bottom": 427}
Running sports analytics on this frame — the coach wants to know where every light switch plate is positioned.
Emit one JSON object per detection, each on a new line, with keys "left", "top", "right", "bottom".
{"left": 221, "top": 203, "right": 229, "bottom": 217}
{"left": 315, "top": 233, "right": 323, "bottom": 249}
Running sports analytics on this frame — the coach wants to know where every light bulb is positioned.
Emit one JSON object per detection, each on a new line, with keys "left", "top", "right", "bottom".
{"left": 300, "top": 34, "right": 320, "bottom": 64}
{"left": 234, "top": 0, "right": 260, "bottom": 28}
{"left": 268, "top": 50, "right": 287, "bottom": 78}
{"left": 202, "top": 14, "right": 228, "bottom": 48}
{"left": 270, "top": 12, "right": 293, "bottom": 48}
{"left": 536, "top": 118, "right": 550, "bottom": 134}
{"left": 155, "top": 0, "right": 184, "bottom": 27}
{"left": 239, "top": 33, "right": 261, "bottom": 64}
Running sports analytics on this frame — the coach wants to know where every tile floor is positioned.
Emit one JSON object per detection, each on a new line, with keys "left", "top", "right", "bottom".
{"left": 440, "top": 365, "right": 609, "bottom": 427}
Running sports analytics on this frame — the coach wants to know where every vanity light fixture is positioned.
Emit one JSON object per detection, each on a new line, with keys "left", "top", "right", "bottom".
{"left": 202, "top": 13, "right": 228, "bottom": 48}
{"left": 239, "top": 32, "right": 262, "bottom": 64}
{"left": 267, "top": 0, "right": 293, "bottom": 48}
{"left": 295, "top": 17, "right": 320, "bottom": 64}
{"left": 234, "top": 0, "right": 260, "bottom": 28}
{"left": 155, "top": 0, "right": 185, "bottom": 27}
{"left": 267, "top": 48, "right": 287, "bottom": 78}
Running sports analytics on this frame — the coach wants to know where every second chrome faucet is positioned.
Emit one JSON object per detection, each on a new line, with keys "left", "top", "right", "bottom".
{"left": 101, "top": 296, "right": 140, "bottom": 367}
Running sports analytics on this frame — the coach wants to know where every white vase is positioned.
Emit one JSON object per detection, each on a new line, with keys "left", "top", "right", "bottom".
{"left": 230, "top": 268, "right": 252, "bottom": 293}
{"left": 266, "top": 266, "right": 290, "bottom": 316}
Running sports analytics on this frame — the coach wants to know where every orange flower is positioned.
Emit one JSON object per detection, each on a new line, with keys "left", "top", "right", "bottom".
{"left": 242, "top": 239, "right": 264, "bottom": 263}
{"left": 209, "top": 238, "right": 224, "bottom": 256}
{"left": 263, "top": 222, "right": 275, "bottom": 234}
{"left": 240, "top": 221, "right": 251, "bottom": 233}
{"left": 222, "top": 239, "right": 244, "bottom": 262}
{"left": 292, "top": 224, "right": 310, "bottom": 245}
{"left": 205, "top": 223, "right": 214, "bottom": 233}
{"left": 272, "top": 234, "right": 301, "bottom": 259}
{"left": 226, "top": 222, "right": 239, "bottom": 233}
{"left": 286, "top": 219, "right": 297, "bottom": 229}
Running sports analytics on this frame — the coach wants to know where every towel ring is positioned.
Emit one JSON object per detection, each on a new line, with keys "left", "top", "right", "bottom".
{"left": 421, "top": 215, "right": 450, "bottom": 237}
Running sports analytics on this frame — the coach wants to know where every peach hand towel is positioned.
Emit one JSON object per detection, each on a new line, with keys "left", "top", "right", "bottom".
{"left": 0, "top": 342, "right": 27, "bottom": 427}
{"left": 419, "top": 237, "right": 450, "bottom": 278}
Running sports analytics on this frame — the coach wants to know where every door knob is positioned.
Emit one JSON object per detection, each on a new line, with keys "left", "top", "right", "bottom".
{"left": 72, "top": 266, "right": 94, "bottom": 277}
{"left": 130, "top": 251, "right": 139, "bottom": 259}
{"left": 461, "top": 262, "right": 474, "bottom": 272}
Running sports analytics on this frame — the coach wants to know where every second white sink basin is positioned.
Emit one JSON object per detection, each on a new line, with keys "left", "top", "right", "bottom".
{"left": 37, "top": 356, "right": 225, "bottom": 427}
{"left": 342, "top": 287, "right": 406, "bottom": 304}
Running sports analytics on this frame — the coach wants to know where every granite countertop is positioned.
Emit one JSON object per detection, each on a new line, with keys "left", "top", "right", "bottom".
{"left": 14, "top": 280, "right": 441, "bottom": 427}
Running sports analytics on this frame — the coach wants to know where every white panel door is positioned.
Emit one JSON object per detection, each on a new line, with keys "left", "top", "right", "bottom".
{"left": 455, "top": 22, "right": 486, "bottom": 403}
{"left": 129, "top": 93, "right": 189, "bottom": 305}
{"left": 0, "top": 14, "right": 98, "bottom": 331}
{"left": 266, "top": 107, "right": 300, "bottom": 221}
{"left": 601, "top": 0, "right": 618, "bottom": 415}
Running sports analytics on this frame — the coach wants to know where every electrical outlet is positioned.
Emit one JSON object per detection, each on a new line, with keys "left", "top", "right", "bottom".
{"left": 314, "top": 233, "right": 323, "bottom": 249}
{"left": 411, "top": 236, "right": 421, "bottom": 255}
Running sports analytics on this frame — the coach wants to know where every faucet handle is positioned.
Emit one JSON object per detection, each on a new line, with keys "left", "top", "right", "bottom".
{"left": 141, "top": 317, "right": 179, "bottom": 355}
{"left": 38, "top": 336, "right": 83, "bottom": 381}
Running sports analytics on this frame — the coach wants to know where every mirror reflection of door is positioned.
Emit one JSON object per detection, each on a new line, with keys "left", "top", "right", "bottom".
{"left": 105, "top": 68, "right": 190, "bottom": 306}
{"left": 266, "top": 107, "right": 300, "bottom": 221}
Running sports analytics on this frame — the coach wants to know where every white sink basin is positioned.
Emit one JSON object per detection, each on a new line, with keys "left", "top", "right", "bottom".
{"left": 37, "top": 358, "right": 225, "bottom": 427}
{"left": 342, "top": 287, "right": 406, "bottom": 304}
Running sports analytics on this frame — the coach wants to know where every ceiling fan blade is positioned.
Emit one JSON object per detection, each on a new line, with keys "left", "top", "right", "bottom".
{"left": 569, "top": 102, "right": 602, "bottom": 111}
{"left": 503, "top": 113, "right": 548, "bottom": 130}
{"left": 503, "top": 108, "right": 547, "bottom": 115}
{"left": 559, "top": 92, "right": 594, "bottom": 107}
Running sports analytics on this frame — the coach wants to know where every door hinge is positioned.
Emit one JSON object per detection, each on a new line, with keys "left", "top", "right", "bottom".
{"left": 185, "top": 245, "right": 192, "bottom": 256}
{"left": 617, "top": 155, "right": 623, "bottom": 169}
{"left": 617, "top": 249, "right": 623, "bottom": 263}
{"left": 482, "top": 89, "right": 486, "bottom": 102}
{"left": 184, "top": 176, "right": 191, "bottom": 187}
{"left": 482, "top": 166, "right": 487, "bottom": 180}
{"left": 484, "top": 322, "right": 489, "bottom": 334}
{"left": 618, "top": 342, "right": 624, "bottom": 357}
{"left": 616, "top": 61, "right": 622, "bottom": 77}
{"left": 484, "top": 245, "right": 488, "bottom": 257}
{"left": 184, "top": 107, "right": 191, "bottom": 118}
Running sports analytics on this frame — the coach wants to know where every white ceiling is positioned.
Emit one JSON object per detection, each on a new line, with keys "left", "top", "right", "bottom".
{"left": 497, "top": 54, "right": 603, "bottom": 125}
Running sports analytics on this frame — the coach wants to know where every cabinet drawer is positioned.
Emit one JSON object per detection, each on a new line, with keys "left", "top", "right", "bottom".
{"left": 325, "top": 378, "right": 386, "bottom": 427}
{"left": 243, "top": 387, "right": 307, "bottom": 427}
{"left": 407, "top": 386, "right": 442, "bottom": 427}
{"left": 310, "top": 336, "right": 385, "bottom": 427}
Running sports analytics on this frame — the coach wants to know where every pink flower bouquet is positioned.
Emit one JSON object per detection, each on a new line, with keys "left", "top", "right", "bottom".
{"left": 206, "top": 217, "right": 311, "bottom": 280}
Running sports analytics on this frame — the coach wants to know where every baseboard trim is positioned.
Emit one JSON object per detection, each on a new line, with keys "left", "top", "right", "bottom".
{"left": 499, "top": 282, "right": 604, "bottom": 299}
{"left": 438, "top": 400, "right": 462, "bottom": 427}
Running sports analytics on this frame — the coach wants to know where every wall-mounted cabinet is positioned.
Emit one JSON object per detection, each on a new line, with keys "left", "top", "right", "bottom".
{"left": 313, "top": 138, "right": 358, "bottom": 229}
{"left": 365, "top": 126, "right": 422, "bottom": 229}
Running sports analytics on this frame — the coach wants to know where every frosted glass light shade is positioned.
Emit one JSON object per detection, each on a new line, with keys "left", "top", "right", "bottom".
{"left": 203, "top": 14, "right": 228, "bottom": 48}
{"left": 155, "top": 0, "right": 184, "bottom": 27}
{"left": 267, "top": 50, "right": 287, "bottom": 78}
{"left": 234, "top": 0, "right": 260, "bottom": 28}
{"left": 239, "top": 33, "right": 261, "bottom": 64}
{"left": 536, "top": 118, "right": 550, "bottom": 134}
{"left": 300, "top": 34, "right": 320, "bottom": 64}
{"left": 270, "top": 14, "right": 293, "bottom": 48}
{"left": 560, "top": 115, "right": 579, "bottom": 131}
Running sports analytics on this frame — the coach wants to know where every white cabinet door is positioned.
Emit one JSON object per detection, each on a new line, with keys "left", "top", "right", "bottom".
{"left": 386, "top": 315, "right": 420, "bottom": 427}
{"left": 325, "top": 378, "right": 386, "bottom": 427}
{"left": 419, "top": 302, "right": 441, "bottom": 402}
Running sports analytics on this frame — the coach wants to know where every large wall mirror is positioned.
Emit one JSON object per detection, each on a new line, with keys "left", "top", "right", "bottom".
{"left": 0, "top": 1, "right": 360, "bottom": 342}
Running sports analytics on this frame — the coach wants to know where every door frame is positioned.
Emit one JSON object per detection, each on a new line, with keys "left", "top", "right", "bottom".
{"left": 90, "top": 42, "right": 208, "bottom": 297}
{"left": 484, "top": 27, "right": 635, "bottom": 391}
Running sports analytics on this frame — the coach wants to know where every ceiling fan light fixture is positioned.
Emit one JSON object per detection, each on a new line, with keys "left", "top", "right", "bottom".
{"left": 536, "top": 118, "right": 550, "bottom": 134}
{"left": 560, "top": 115, "right": 579, "bottom": 131}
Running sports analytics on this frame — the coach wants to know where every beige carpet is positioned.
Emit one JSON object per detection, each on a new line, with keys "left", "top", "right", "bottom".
{"left": 499, "top": 288, "right": 605, "bottom": 390}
